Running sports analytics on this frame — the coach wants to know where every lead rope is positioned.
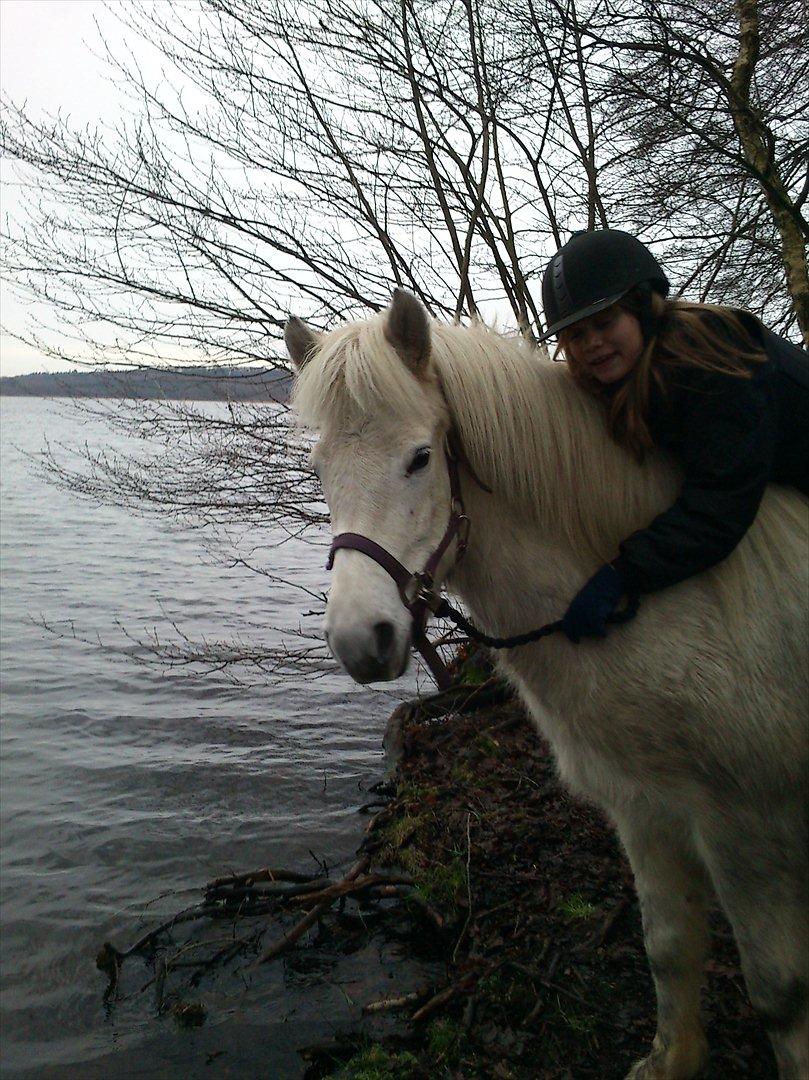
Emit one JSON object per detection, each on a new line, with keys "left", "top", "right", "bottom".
{"left": 426, "top": 593, "right": 640, "bottom": 651}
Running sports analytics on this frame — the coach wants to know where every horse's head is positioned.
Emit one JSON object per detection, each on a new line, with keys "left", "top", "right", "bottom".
{"left": 287, "top": 290, "right": 460, "bottom": 684}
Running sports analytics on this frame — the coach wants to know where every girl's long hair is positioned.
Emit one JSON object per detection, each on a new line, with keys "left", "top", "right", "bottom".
{"left": 561, "top": 291, "right": 767, "bottom": 460}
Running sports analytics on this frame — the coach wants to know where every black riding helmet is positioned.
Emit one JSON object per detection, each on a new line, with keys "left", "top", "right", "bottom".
{"left": 539, "top": 229, "right": 669, "bottom": 342}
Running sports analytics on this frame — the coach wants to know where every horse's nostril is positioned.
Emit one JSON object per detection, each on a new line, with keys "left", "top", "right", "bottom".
{"left": 373, "top": 621, "right": 395, "bottom": 661}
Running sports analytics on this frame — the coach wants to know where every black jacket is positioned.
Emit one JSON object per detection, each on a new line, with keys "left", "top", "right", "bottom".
{"left": 612, "top": 311, "right": 809, "bottom": 595}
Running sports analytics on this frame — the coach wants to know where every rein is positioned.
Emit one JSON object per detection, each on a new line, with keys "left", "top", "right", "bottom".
{"left": 326, "top": 432, "right": 638, "bottom": 689}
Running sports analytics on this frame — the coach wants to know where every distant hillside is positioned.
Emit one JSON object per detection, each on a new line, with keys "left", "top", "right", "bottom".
{"left": 0, "top": 365, "right": 292, "bottom": 402}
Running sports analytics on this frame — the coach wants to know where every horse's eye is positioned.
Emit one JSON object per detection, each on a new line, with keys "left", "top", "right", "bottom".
{"left": 407, "top": 447, "right": 431, "bottom": 475}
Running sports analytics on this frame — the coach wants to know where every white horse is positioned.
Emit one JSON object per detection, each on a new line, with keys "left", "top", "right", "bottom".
{"left": 286, "top": 289, "right": 808, "bottom": 1079}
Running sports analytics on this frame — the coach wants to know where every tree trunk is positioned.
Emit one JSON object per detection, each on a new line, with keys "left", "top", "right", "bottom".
{"left": 730, "top": 0, "right": 809, "bottom": 344}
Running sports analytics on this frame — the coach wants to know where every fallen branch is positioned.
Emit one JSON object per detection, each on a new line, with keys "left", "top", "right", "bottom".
{"left": 206, "top": 867, "right": 326, "bottom": 891}
{"left": 98, "top": 903, "right": 223, "bottom": 970}
{"left": 408, "top": 967, "right": 484, "bottom": 1024}
{"left": 256, "top": 855, "right": 371, "bottom": 964}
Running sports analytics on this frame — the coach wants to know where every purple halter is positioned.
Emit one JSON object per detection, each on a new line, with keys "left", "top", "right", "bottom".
{"left": 326, "top": 435, "right": 470, "bottom": 689}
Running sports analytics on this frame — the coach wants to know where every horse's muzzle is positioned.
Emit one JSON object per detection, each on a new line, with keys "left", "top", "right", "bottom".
{"left": 325, "top": 621, "right": 410, "bottom": 684}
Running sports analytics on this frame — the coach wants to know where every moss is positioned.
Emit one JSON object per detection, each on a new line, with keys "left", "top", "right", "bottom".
{"left": 374, "top": 783, "right": 434, "bottom": 874}
{"left": 472, "top": 732, "right": 501, "bottom": 757}
{"left": 396, "top": 781, "right": 428, "bottom": 805}
{"left": 334, "top": 1043, "right": 421, "bottom": 1079}
{"left": 449, "top": 760, "right": 477, "bottom": 786}
{"left": 378, "top": 814, "right": 428, "bottom": 873}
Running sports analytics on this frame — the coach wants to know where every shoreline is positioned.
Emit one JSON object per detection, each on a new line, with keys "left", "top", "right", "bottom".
{"left": 311, "top": 678, "right": 777, "bottom": 1079}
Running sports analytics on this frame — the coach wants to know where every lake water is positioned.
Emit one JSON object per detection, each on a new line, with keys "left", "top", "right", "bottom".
{"left": 0, "top": 397, "right": 426, "bottom": 1078}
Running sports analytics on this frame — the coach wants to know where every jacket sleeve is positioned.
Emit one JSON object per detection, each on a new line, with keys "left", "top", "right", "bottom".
{"left": 612, "top": 371, "right": 777, "bottom": 594}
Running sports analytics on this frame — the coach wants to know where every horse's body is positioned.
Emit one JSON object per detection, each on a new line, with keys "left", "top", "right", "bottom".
{"left": 287, "top": 290, "right": 809, "bottom": 1079}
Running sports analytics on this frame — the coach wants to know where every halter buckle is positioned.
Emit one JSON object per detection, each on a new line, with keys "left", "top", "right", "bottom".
{"left": 403, "top": 571, "right": 443, "bottom": 613}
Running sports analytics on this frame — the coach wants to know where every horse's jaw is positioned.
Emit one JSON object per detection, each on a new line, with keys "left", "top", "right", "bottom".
{"left": 325, "top": 552, "right": 413, "bottom": 685}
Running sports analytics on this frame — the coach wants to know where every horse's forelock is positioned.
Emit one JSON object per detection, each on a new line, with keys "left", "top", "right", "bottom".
{"left": 291, "top": 315, "right": 445, "bottom": 433}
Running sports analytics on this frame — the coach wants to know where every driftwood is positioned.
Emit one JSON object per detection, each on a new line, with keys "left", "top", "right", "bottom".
{"left": 96, "top": 841, "right": 440, "bottom": 1006}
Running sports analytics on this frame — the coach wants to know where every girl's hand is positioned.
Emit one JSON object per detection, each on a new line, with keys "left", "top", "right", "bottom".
{"left": 562, "top": 564, "right": 633, "bottom": 643}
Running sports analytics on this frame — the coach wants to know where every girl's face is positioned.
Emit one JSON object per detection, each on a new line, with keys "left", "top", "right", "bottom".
{"left": 562, "top": 305, "right": 644, "bottom": 385}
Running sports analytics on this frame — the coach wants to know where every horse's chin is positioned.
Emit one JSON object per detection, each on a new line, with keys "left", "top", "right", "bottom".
{"left": 339, "top": 652, "right": 409, "bottom": 685}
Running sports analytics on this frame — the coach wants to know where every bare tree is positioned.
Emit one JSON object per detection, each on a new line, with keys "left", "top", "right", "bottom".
{"left": 2, "top": 0, "right": 611, "bottom": 677}
{"left": 574, "top": 0, "right": 808, "bottom": 340}
{"left": 1, "top": 0, "right": 619, "bottom": 361}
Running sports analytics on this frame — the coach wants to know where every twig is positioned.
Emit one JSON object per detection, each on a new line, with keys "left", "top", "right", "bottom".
{"left": 290, "top": 871, "right": 414, "bottom": 907}
{"left": 521, "top": 949, "right": 560, "bottom": 1025}
{"left": 410, "top": 983, "right": 462, "bottom": 1022}
{"left": 542, "top": 978, "right": 612, "bottom": 1018}
{"left": 104, "top": 903, "right": 223, "bottom": 963}
{"left": 452, "top": 811, "right": 474, "bottom": 963}
{"left": 206, "top": 879, "right": 330, "bottom": 902}
{"left": 362, "top": 990, "right": 425, "bottom": 1014}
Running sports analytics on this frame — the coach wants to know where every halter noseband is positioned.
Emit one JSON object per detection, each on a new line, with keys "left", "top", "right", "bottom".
{"left": 326, "top": 434, "right": 470, "bottom": 689}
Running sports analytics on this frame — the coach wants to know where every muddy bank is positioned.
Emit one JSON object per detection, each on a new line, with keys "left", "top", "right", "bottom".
{"left": 312, "top": 679, "right": 777, "bottom": 1079}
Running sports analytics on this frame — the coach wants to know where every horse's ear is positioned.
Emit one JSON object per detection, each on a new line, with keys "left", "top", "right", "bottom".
{"left": 384, "top": 289, "right": 430, "bottom": 375}
{"left": 285, "top": 317, "right": 320, "bottom": 370}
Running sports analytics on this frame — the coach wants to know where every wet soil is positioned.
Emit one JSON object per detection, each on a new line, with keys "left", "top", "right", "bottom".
{"left": 310, "top": 679, "right": 778, "bottom": 1079}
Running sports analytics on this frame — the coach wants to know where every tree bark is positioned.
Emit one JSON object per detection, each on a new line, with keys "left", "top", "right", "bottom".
{"left": 729, "top": 0, "right": 809, "bottom": 343}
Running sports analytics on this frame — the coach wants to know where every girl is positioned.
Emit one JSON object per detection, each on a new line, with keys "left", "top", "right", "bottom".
{"left": 539, "top": 229, "right": 809, "bottom": 642}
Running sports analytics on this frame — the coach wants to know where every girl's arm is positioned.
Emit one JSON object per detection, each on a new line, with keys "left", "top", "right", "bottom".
{"left": 612, "top": 371, "right": 777, "bottom": 594}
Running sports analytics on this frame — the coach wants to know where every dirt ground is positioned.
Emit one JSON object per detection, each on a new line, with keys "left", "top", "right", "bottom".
{"left": 309, "top": 677, "right": 778, "bottom": 1079}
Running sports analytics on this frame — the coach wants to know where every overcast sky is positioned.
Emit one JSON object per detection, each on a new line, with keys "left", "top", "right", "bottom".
{"left": 1, "top": 0, "right": 140, "bottom": 376}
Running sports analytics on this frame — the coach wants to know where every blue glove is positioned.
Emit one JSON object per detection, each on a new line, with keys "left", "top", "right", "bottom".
{"left": 562, "top": 564, "right": 633, "bottom": 643}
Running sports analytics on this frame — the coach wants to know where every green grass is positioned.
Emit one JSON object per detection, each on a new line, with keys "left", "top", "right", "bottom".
{"left": 557, "top": 893, "right": 598, "bottom": 919}
{"left": 414, "top": 856, "right": 466, "bottom": 911}
{"left": 426, "top": 1017, "right": 462, "bottom": 1065}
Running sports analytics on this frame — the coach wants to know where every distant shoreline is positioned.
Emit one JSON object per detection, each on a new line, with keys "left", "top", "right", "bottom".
{"left": 0, "top": 365, "right": 292, "bottom": 403}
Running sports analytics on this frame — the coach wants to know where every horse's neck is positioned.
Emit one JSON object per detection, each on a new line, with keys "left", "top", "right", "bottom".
{"left": 446, "top": 478, "right": 589, "bottom": 635}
